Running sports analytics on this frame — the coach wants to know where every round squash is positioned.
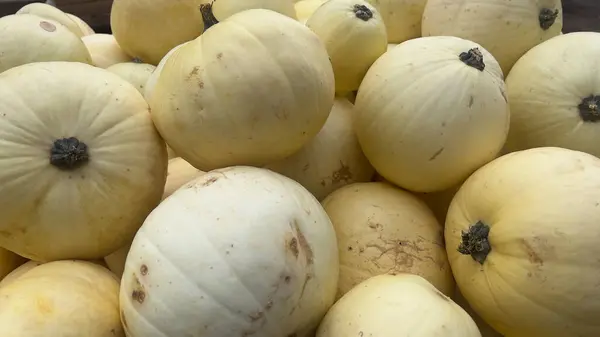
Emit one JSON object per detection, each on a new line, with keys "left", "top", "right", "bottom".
{"left": 0, "top": 62, "right": 167, "bottom": 261}
{"left": 504, "top": 32, "right": 600, "bottom": 157}
{"left": 150, "top": 8, "right": 334, "bottom": 171}
{"left": 322, "top": 182, "right": 454, "bottom": 298}
{"left": 422, "top": 0, "right": 563, "bottom": 75}
{"left": 0, "top": 14, "right": 92, "bottom": 73}
{"left": 306, "top": 0, "right": 387, "bottom": 94}
{"left": 365, "top": 0, "right": 427, "bottom": 43}
{"left": 265, "top": 97, "right": 374, "bottom": 200}
{"left": 453, "top": 288, "right": 503, "bottom": 337}
{"left": 143, "top": 41, "right": 191, "bottom": 101}
{"left": 316, "top": 274, "right": 481, "bottom": 337}
{"left": 110, "top": 0, "right": 206, "bottom": 65}
{"left": 0, "top": 249, "right": 26, "bottom": 281}
{"left": 354, "top": 36, "right": 509, "bottom": 193}
{"left": 0, "top": 260, "right": 123, "bottom": 336}
{"left": 445, "top": 147, "right": 600, "bottom": 336}
{"left": 82, "top": 33, "right": 133, "bottom": 68}
{"left": 120, "top": 166, "right": 339, "bottom": 337}
{"left": 0, "top": 260, "right": 43, "bottom": 288}
{"left": 66, "top": 13, "right": 95, "bottom": 36}
{"left": 106, "top": 62, "right": 157, "bottom": 94}
{"left": 295, "top": 0, "right": 327, "bottom": 23}
{"left": 212, "top": 0, "right": 296, "bottom": 21}
{"left": 16, "top": 2, "right": 85, "bottom": 37}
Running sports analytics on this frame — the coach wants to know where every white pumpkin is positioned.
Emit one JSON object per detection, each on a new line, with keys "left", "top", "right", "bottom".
{"left": 106, "top": 62, "right": 157, "bottom": 94}
{"left": 149, "top": 8, "right": 334, "bottom": 171}
{"left": 306, "top": 0, "right": 387, "bottom": 94}
{"left": 120, "top": 166, "right": 339, "bottom": 337}
{"left": 16, "top": 2, "right": 85, "bottom": 37}
{"left": 445, "top": 147, "right": 600, "bottom": 336}
{"left": 354, "top": 36, "right": 509, "bottom": 193}
{"left": 504, "top": 32, "right": 600, "bottom": 157}
{"left": 0, "top": 62, "right": 167, "bottom": 261}
{"left": 422, "top": 0, "right": 563, "bottom": 75}
{"left": 316, "top": 274, "right": 482, "bottom": 337}
{"left": 82, "top": 34, "right": 133, "bottom": 68}
{"left": 211, "top": 0, "right": 297, "bottom": 21}
{"left": 365, "top": 0, "right": 428, "bottom": 43}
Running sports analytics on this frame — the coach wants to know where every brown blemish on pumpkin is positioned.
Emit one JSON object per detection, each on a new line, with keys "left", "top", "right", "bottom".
{"left": 365, "top": 233, "right": 443, "bottom": 275}
{"left": 331, "top": 161, "right": 353, "bottom": 184}
{"left": 187, "top": 66, "right": 200, "bottom": 81}
{"left": 217, "top": 52, "right": 223, "bottom": 60}
{"left": 131, "top": 274, "right": 146, "bottom": 304}
{"left": 521, "top": 239, "right": 544, "bottom": 265}
{"left": 39, "top": 21, "right": 56, "bottom": 32}
{"left": 468, "top": 95, "right": 474, "bottom": 107}
{"left": 248, "top": 310, "right": 264, "bottom": 322}
{"left": 429, "top": 148, "right": 444, "bottom": 161}
{"left": 291, "top": 220, "right": 313, "bottom": 265}
{"left": 202, "top": 176, "right": 219, "bottom": 186}
{"left": 140, "top": 264, "right": 148, "bottom": 276}
{"left": 36, "top": 296, "right": 54, "bottom": 316}
{"left": 288, "top": 237, "right": 299, "bottom": 258}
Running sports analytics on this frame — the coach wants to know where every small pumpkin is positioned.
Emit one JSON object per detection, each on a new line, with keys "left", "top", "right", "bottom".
{"left": 0, "top": 14, "right": 92, "bottom": 73}
{"left": 316, "top": 274, "right": 481, "bottom": 337}
{"left": 445, "top": 147, "right": 600, "bottom": 336}
{"left": 295, "top": 0, "right": 328, "bottom": 23}
{"left": 365, "top": 0, "right": 428, "bottom": 43}
{"left": 120, "top": 166, "right": 339, "bottom": 337}
{"left": 66, "top": 13, "right": 95, "bottom": 36}
{"left": 82, "top": 34, "right": 133, "bottom": 68}
{"left": 265, "top": 97, "right": 374, "bottom": 200}
{"left": 106, "top": 61, "right": 157, "bottom": 94}
{"left": 212, "top": 0, "right": 297, "bottom": 21}
{"left": 0, "top": 62, "right": 167, "bottom": 261}
{"left": 0, "top": 249, "right": 26, "bottom": 281}
{"left": 306, "top": 0, "right": 387, "bottom": 94}
{"left": 422, "top": 0, "right": 563, "bottom": 75}
{"left": 149, "top": 7, "right": 334, "bottom": 171}
{"left": 504, "top": 32, "right": 600, "bottom": 157}
{"left": 16, "top": 2, "right": 85, "bottom": 37}
{"left": 354, "top": 36, "right": 509, "bottom": 193}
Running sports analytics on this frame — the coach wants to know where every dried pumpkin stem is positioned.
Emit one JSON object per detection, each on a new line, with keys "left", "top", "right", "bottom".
{"left": 457, "top": 221, "right": 492, "bottom": 265}
{"left": 539, "top": 8, "right": 559, "bottom": 30}
{"left": 199, "top": 2, "right": 219, "bottom": 31}
{"left": 50, "top": 137, "right": 89, "bottom": 170}
{"left": 132, "top": 57, "right": 143, "bottom": 64}
{"left": 459, "top": 48, "right": 485, "bottom": 71}
{"left": 353, "top": 4, "right": 373, "bottom": 21}
{"left": 578, "top": 95, "right": 600, "bottom": 122}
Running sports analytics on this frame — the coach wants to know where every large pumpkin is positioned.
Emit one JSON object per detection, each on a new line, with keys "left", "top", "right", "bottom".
{"left": 316, "top": 274, "right": 481, "bottom": 337}
{"left": 445, "top": 147, "right": 600, "bottom": 336}
{"left": 106, "top": 62, "right": 157, "bottom": 94}
{"left": 82, "top": 34, "right": 133, "bottom": 68}
{"left": 422, "top": 0, "right": 563, "bottom": 75}
{"left": 354, "top": 36, "right": 509, "bottom": 193}
{"left": 0, "top": 260, "right": 123, "bottom": 336}
{"left": 120, "top": 166, "right": 339, "bottom": 337}
{"left": 265, "top": 97, "right": 374, "bottom": 200}
{"left": 16, "top": 2, "right": 85, "bottom": 37}
{"left": 0, "top": 62, "right": 167, "bottom": 261}
{"left": 211, "top": 0, "right": 296, "bottom": 20}
{"left": 365, "top": 0, "right": 427, "bottom": 43}
{"left": 322, "top": 182, "right": 454, "bottom": 298}
{"left": 306, "top": 0, "right": 387, "bottom": 94}
{"left": 149, "top": 8, "right": 334, "bottom": 171}
{"left": 110, "top": 0, "right": 206, "bottom": 65}
{"left": 504, "top": 32, "right": 600, "bottom": 157}
{"left": 0, "top": 14, "right": 92, "bottom": 73}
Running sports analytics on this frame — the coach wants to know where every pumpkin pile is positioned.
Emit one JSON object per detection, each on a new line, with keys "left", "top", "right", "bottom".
{"left": 0, "top": 0, "right": 599, "bottom": 336}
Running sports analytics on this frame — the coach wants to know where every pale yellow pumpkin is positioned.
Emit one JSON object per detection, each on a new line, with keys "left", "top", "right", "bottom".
{"left": 295, "top": 0, "right": 328, "bottom": 23}
{"left": 0, "top": 260, "right": 43, "bottom": 288}
{"left": 66, "top": 13, "right": 95, "bottom": 36}
{"left": 106, "top": 62, "right": 157, "bottom": 94}
{"left": 150, "top": 8, "right": 334, "bottom": 171}
{"left": 316, "top": 274, "right": 481, "bottom": 337}
{"left": 16, "top": 2, "right": 85, "bottom": 37}
{"left": 365, "top": 0, "right": 427, "bottom": 43}
{"left": 82, "top": 33, "right": 133, "bottom": 68}
{"left": 446, "top": 147, "right": 600, "bottom": 336}
{"left": 0, "top": 260, "right": 123, "bottom": 336}
{"left": 0, "top": 249, "right": 26, "bottom": 281}
{"left": 110, "top": 0, "right": 206, "bottom": 65}
{"left": 306, "top": 0, "right": 387, "bottom": 93}
{"left": 504, "top": 32, "right": 600, "bottom": 158}
{"left": 355, "top": 36, "right": 509, "bottom": 193}
{"left": 422, "top": 0, "right": 563, "bottom": 75}
{"left": 265, "top": 97, "right": 374, "bottom": 200}
{"left": 0, "top": 62, "right": 167, "bottom": 261}
{"left": 453, "top": 288, "right": 503, "bottom": 337}
{"left": 143, "top": 41, "right": 191, "bottom": 101}
{"left": 0, "top": 14, "right": 92, "bottom": 73}
{"left": 212, "top": 0, "right": 297, "bottom": 20}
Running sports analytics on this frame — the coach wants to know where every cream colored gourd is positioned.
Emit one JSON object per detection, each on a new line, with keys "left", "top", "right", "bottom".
{"left": 150, "top": 8, "right": 334, "bottom": 171}
{"left": 445, "top": 147, "right": 600, "bottom": 337}
{"left": 144, "top": 41, "right": 191, "bottom": 100}
{"left": 120, "top": 166, "right": 339, "bottom": 337}
{"left": 422, "top": 0, "right": 563, "bottom": 75}
{"left": 265, "top": 98, "right": 374, "bottom": 200}
{"left": 365, "top": 0, "right": 427, "bottom": 43}
{"left": 317, "top": 274, "right": 481, "bottom": 337}
{"left": 0, "top": 14, "right": 92, "bottom": 73}
{"left": 355, "top": 36, "right": 509, "bottom": 193}
{"left": 295, "top": 0, "right": 327, "bottom": 23}
{"left": 212, "top": 0, "right": 296, "bottom": 20}
{"left": 106, "top": 62, "right": 157, "bottom": 94}
{"left": 0, "top": 62, "right": 167, "bottom": 261}
{"left": 82, "top": 34, "right": 133, "bottom": 68}
{"left": 110, "top": 0, "right": 206, "bottom": 65}
{"left": 504, "top": 32, "right": 600, "bottom": 157}
{"left": 0, "top": 249, "right": 26, "bottom": 281}
{"left": 0, "top": 261, "right": 43, "bottom": 288}
{"left": 0, "top": 260, "right": 123, "bottom": 336}
{"left": 67, "top": 13, "right": 95, "bottom": 36}
{"left": 16, "top": 2, "right": 85, "bottom": 37}
{"left": 306, "top": 0, "right": 387, "bottom": 94}
{"left": 453, "top": 288, "right": 503, "bottom": 337}
{"left": 322, "top": 182, "right": 454, "bottom": 298}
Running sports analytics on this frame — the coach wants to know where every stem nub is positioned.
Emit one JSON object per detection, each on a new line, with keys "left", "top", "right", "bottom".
{"left": 50, "top": 137, "right": 89, "bottom": 170}
{"left": 353, "top": 4, "right": 373, "bottom": 21}
{"left": 199, "top": 2, "right": 219, "bottom": 31}
{"left": 457, "top": 221, "right": 492, "bottom": 265}
{"left": 578, "top": 95, "right": 600, "bottom": 122}
{"left": 539, "top": 8, "right": 559, "bottom": 30}
{"left": 459, "top": 48, "right": 485, "bottom": 71}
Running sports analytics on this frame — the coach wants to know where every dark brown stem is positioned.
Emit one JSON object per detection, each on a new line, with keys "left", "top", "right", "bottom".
{"left": 459, "top": 48, "right": 485, "bottom": 71}
{"left": 539, "top": 8, "right": 559, "bottom": 30}
{"left": 132, "top": 57, "right": 143, "bottom": 64}
{"left": 457, "top": 221, "right": 491, "bottom": 265}
{"left": 50, "top": 137, "right": 89, "bottom": 170}
{"left": 353, "top": 4, "right": 373, "bottom": 21}
{"left": 199, "top": 2, "right": 219, "bottom": 32}
{"left": 578, "top": 95, "right": 600, "bottom": 122}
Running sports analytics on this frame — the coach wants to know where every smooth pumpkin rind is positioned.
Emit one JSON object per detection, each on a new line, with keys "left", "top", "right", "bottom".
{"left": 82, "top": 34, "right": 133, "bottom": 69}
{"left": 106, "top": 62, "right": 157, "bottom": 94}
{"left": 16, "top": 2, "right": 85, "bottom": 37}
